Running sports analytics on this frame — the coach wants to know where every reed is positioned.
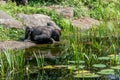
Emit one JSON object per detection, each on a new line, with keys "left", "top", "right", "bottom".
{"left": 0, "top": 50, "right": 24, "bottom": 77}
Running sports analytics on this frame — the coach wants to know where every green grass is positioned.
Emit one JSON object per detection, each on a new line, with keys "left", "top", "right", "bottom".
{"left": 61, "top": 21, "right": 120, "bottom": 66}
{"left": 0, "top": 50, "right": 24, "bottom": 78}
{"left": 0, "top": 26, "right": 24, "bottom": 41}
{"left": 26, "top": 0, "right": 120, "bottom": 20}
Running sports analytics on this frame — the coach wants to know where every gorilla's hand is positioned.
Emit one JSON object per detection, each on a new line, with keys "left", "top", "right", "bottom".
{"left": 24, "top": 26, "right": 33, "bottom": 41}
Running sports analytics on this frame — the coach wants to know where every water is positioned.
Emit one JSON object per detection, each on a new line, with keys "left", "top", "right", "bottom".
{"left": 20, "top": 43, "right": 68, "bottom": 80}
{"left": 22, "top": 36, "right": 120, "bottom": 80}
{"left": 14, "top": 42, "right": 120, "bottom": 80}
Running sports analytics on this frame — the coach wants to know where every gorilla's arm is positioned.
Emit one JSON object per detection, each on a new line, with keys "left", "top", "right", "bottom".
{"left": 34, "top": 34, "right": 53, "bottom": 44}
{"left": 24, "top": 26, "right": 33, "bottom": 41}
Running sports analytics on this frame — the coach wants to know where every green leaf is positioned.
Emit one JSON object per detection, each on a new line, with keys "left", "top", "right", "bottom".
{"left": 74, "top": 73, "right": 100, "bottom": 78}
{"left": 93, "top": 64, "right": 106, "bottom": 68}
{"left": 97, "top": 69, "right": 114, "bottom": 75}
{"left": 67, "top": 65, "right": 85, "bottom": 70}
{"left": 68, "top": 60, "right": 85, "bottom": 64}
{"left": 111, "top": 65, "right": 120, "bottom": 70}
{"left": 78, "top": 65, "right": 85, "bottom": 69}
{"left": 68, "top": 65, "right": 76, "bottom": 70}
{"left": 74, "top": 70, "right": 90, "bottom": 74}
{"left": 98, "top": 57, "right": 110, "bottom": 60}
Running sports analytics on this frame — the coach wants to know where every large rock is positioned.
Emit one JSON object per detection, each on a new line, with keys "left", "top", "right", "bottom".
{"left": 0, "top": 0, "right": 6, "bottom": 5}
{"left": 72, "top": 17, "right": 100, "bottom": 31}
{"left": 46, "top": 5, "right": 74, "bottom": 19}
{"left": 0, "top": 10, "right": 23, "bottom": 28}
{"left": 0, "top": 41, "right": 35, "bottom": 51}
{"left": 16, "top": 13, "right": 61, "bottom": 30}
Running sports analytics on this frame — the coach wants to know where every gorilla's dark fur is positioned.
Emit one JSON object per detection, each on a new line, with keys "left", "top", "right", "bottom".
{"left": 24, "top": 22, "right": 61, "bottom": 44}
{"left": 12, "top": 0, "right": 28, "bottom": 5}
{"left": 3, "top": 0, "right": 28, "bottom": 5}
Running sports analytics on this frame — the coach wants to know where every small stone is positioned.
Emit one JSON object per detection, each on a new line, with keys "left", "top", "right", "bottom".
{"left": 72, "top": 17, "right": 100, "bottom": 31}
{"left": 46, "top": 5, "right": 74, "bottom": 19}
{"left": 0, "top": 1, "right": 6, "bottom": 5}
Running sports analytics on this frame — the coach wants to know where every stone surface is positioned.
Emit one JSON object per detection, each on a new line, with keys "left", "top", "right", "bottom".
{"left": 16, "top": 13, "right": 61, "bottom": 30}
{"left": 0, "top": 0, "right": 6, "bottom": 5}
{"left": 46, "top": 5, "right": 74, "bottom": 19}
{"left": 0, "top": 41, "right": 35, "bottom": 51}
{"left": 72, "top": 17, "right": 100, "bottom": 31}
{"left": 0, "top": 10, "right": 23, "bottom": 28}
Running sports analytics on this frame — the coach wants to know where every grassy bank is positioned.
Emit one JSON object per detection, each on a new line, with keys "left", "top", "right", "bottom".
{"left": 0, "top": 0, "right": 119, "bottom": 40}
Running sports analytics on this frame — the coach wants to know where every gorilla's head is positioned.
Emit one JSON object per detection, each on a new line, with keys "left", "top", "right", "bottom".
{"left": 47, "top": 22, "right": 61, "bottom": 41}
{"left": 51, "top": 29, "right": 61, "bottom": 41}
{"left": 15, "top": 0, "right": 28, "bottom": 6}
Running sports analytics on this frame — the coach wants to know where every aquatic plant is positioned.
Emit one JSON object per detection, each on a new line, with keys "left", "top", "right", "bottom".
{"left": 111, "top": 65, "right": 120, "bottom": 70}
{"left": 0, "top": 50, "right": 24, "bottom": 77}
{"left": 92, "top": 64, "right": 106, "bottom": 68}
{"left": 74, "top": 72, "right": 100, "bottom": 78}
{"left": 97, "top": 69, "right": 115, "bottom": 75}
{"left": 33, "top": 51, "right": 44, "bottom": 68}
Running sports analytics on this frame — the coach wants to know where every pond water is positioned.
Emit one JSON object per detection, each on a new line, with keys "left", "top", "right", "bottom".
{"left": 7, "top": 41, "right": 120, "bottom": 80}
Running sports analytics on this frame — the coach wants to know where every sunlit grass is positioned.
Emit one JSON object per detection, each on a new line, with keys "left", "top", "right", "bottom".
{"left": 0, "top": 26, "right": 24, "bottom": 41}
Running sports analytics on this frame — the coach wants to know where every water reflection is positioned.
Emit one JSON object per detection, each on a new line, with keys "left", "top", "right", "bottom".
{"left": 24, "top": 43, "right": 62, "bottom": 60}
{"left": 22, "top": 41, "right": 120, "bottom": 80}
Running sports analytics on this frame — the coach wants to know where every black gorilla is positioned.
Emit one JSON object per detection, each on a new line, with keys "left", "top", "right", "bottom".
{"left": 24, "top": 22, "right": 61, "bottom": 44}
{"left": 11, "top": 0, "right": 28, "bottom": 5}
{"left": 3, "top": 0, "right": 28, "bottom": 5}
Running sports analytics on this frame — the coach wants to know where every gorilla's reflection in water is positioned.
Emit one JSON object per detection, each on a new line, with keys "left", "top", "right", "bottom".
{"left": 24, "top": 43, "right": 62, "bottom": 64}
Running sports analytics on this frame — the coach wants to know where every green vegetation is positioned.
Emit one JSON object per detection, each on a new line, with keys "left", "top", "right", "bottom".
{"left": 0, "top": 0, "right": 120, "bottom": 80}
{"left": 0, "top": 0, "right": 119, "bottom": 40}
{"left": 0, "top": 26, "right": 24, "bottom": 41}
{"left": 0, "top": 50, "right": 24, "bottom": 79}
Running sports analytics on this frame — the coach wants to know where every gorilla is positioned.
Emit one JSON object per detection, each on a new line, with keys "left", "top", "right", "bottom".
{"left": 3, "top": 0, "right": 28, "bottom": 5}
{"left": 4, "top": 0, "right": 28, "bottom": 5}
{"left": 24, "top": 22, "right": 61, "bottom": 44}
{"left": 12, "top": 0, "right": 28, "bottom": 5}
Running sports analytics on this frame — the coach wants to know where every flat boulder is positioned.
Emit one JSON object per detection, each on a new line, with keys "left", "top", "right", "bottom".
{"left": 16, "top": 13, "right": 61, "bottom": 30}
{"left": 0, "top": 10, "right": 23, "bottom": 28}
{"left": 72, "top": 17, "right": 100, "bottom": 31}
{"left": 0, "top": 41, "right": 35, "bottom": 51}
